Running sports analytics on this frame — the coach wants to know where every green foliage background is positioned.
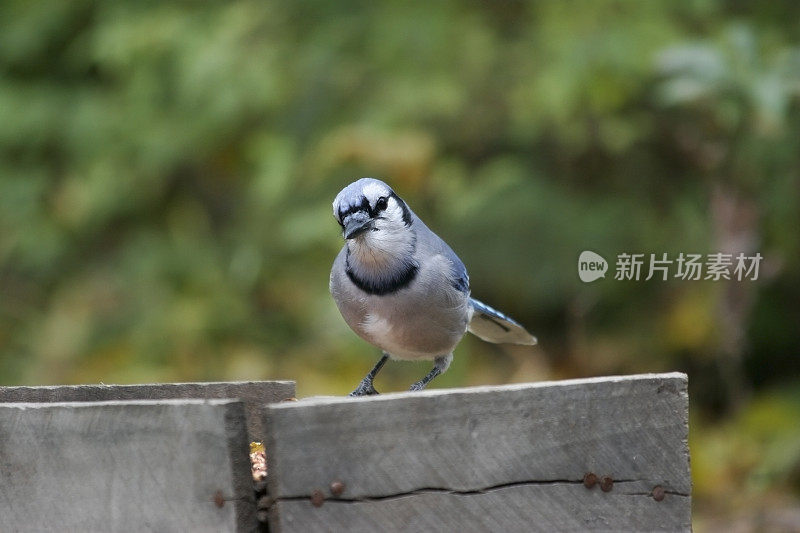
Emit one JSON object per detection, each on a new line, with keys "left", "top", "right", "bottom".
{"left": 2, "top": 0, "right": 799, "bottom": 526}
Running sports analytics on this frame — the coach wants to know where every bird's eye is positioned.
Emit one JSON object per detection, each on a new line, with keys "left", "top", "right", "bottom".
{"left": 375, "top": 196, "right": 388, "bottom": 211}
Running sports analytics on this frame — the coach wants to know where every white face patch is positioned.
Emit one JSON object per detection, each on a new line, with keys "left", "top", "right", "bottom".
{"left": 380, "top": 197, "right": 403, "bottom": 224}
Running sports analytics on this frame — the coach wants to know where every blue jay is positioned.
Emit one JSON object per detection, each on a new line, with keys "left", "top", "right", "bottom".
{"left": 330, "top": 178, "right": 537, "bottom": 396}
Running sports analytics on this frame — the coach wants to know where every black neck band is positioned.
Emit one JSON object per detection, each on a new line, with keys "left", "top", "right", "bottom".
{"left": 345, "top": 249, "right": 419, "bottom": 295}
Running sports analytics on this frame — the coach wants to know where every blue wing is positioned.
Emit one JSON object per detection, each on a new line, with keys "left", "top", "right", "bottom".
{"left": 430, "top": 231, "right": 469, "bottom": 294}
{"left": 449, "top": 254, "right": 470, "bottom": 294}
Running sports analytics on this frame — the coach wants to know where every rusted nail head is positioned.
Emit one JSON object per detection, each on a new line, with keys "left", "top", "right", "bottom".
{"left": 213, "top": 490, "right": 225, "bottom": 508}
{"left": 652, "top": 485, "right": 665, "bottom": 502}
{"left": 330, "top": 480, "right": 346, "bottom": 497}
{"left": 600, "top": 476, "right": 613, "bottom": 492}
{"left": 311, "top": 489, "right": 325, "bottom": 507}
{"left": 583, "top": 472, "right": 597, "bottom": 489}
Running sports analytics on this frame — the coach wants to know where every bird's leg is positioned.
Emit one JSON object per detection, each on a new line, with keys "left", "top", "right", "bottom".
{"left": 409, "top": 354, "right": 453, "bottom": 392}
{"left": 349, "top": 352, "right": 390, "bottom": 396}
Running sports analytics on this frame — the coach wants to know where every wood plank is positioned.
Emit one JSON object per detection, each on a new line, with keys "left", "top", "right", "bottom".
{"left": 274, "top": 482, "right": 689, "bottom": 532}
{"left": 264, "top": 373, "right": 690, "bottom": 532}
{"left": 0, "top": 380, "right": 295, "bottom": 441}
{"left": 0, "top": 400, "right": 255, "bottom": 532}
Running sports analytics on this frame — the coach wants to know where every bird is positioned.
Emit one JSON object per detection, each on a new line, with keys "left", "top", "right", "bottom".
{"left": 329, "top": 178, "right": 537, "bottom": 396}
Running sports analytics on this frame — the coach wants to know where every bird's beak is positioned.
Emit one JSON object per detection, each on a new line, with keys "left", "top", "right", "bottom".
{"left": 343, "top": 212, "right": 373, "bottom": 240}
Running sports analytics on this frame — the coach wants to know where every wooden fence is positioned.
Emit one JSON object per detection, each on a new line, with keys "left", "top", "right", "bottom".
{"left": 0, "top": 373, "right": 690, "bottom": 532}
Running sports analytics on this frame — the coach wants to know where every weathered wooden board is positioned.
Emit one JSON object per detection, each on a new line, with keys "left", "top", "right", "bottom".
{"left": 264, "top": 373, "right": 690, "bottom": 532}
{"left": 275, "top": 482, "right": 687, "bottom": 532}
{"left": 0, "top": 400, "right": 255, "bottom": 532}
{"left": 0, "top": 380, "right": 295, "bottom": 441}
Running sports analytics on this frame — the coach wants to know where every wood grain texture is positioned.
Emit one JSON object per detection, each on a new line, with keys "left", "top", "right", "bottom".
{"left": 275, "top": 482, "right": 688, "bottom": 532}
{"left": 0, "top": 400, "right": 255, "bottom": 532}
{"left": 264, "top": 373, "right": 690, "bottom": 532}
{"left": 0, "top": 380, "right": 295, "bottom": 441}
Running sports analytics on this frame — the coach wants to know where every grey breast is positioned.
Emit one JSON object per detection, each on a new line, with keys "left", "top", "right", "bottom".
{"left": 330, "top": 243, "right": 470, "bottom": 360}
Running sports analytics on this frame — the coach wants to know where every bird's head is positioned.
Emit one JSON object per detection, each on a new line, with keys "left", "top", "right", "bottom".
{"left": 332, "top": 178, "right": 413, "bottom": 243}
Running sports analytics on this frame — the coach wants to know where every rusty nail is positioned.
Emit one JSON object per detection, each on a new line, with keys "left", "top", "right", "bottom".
{"left": 600, "top": 476, "right": 613, "bottom": 492}
{"left": 652, "top": 485, "right": 665, "bottom": 502}
{"left": 213, "top": 490, "right": 225, "bottom": 508}
{"left": 330, "top": 480, "right": 345, "bottom": 497}
{"left": 311, "top": 489, "right": 325, "bottom": 507}
{"left": 583, "top": 472, "right": 597, "bottom": 489}
{"left": 282, "top": 397, "right": 298, "bottom": 402}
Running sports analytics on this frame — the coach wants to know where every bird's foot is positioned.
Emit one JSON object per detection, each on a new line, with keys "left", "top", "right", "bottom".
{"left": 408, "top": 354, "right": 451, "bottom": 392}
{"left": 349, "top": 379, "right": 379, "bottom": 397}
{"left": 408, "top": 380, "right": 427, "bottom": 392}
